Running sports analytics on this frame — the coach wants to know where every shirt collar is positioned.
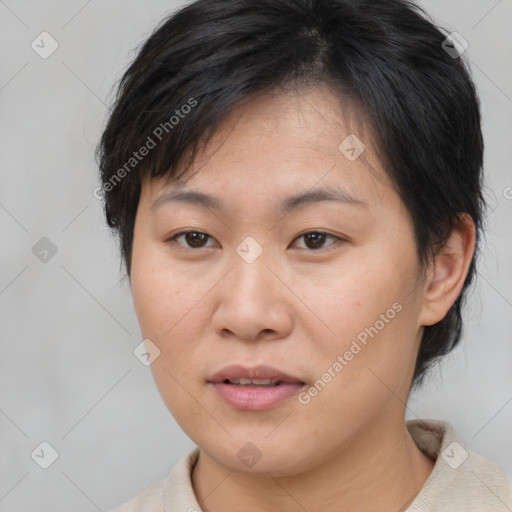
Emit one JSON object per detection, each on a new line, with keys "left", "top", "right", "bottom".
{"left": 160, "top": 419, "right": 512, "bottom": 511}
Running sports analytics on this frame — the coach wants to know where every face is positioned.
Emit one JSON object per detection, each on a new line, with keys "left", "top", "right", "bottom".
{"left": 130, "top": 84, "right": 428, "bottom": 476}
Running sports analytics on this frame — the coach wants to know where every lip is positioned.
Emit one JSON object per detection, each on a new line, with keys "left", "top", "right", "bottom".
{"left": 208, "top": 364, "right": 305, "bottom": 384}
{"left": 207, "top": 364, "right": 306, "bottom": 411}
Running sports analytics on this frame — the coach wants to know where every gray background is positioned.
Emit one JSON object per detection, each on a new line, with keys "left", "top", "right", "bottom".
{"left": 0, "top": 1, "right": 510, "bottom": 510}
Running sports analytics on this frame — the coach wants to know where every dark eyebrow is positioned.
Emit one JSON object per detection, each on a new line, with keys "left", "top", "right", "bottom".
{"left": 150, "top": 184, "right": 368, "bottom": 214}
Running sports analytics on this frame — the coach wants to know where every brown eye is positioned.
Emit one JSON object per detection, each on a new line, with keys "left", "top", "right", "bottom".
{"left": 184, "top": 232, "right": 209, "bottom": 248}
{"left": 303, "top": 232, "right": 327, "bottom": 249}
{"left": 168, "top": 231, "right": 215, "bottom": 249}
{"left": 293, "top": 231, "right": 341, "bottom": 250}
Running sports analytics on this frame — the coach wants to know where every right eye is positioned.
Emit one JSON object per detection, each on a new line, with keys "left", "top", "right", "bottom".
{"left": 166, "top": 230, "right": 217, "bottom": 250}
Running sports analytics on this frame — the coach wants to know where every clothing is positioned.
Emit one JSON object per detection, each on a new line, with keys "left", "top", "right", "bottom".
{"left": 111, "top": 419, "right": 512, "bottom": 511}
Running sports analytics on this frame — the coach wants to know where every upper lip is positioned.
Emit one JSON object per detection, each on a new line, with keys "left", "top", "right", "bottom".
{"left": 208, "top": 365, "right": 306, "bottom": 384}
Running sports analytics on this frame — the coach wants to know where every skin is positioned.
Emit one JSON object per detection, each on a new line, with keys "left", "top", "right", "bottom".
{"left": 130, "top": 83, "right": 476, "bottom": 512}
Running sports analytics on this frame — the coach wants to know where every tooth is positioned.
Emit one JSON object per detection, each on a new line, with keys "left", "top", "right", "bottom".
{"left": 228, "top": 378, "right": 279, "bottom": 386}
{"left": 252, "top": 378, "right": 273, "bottom": 385}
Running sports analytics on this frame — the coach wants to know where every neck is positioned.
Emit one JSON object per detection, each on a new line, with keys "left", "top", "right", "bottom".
{"left": 191, "top": 417, "right": 435, "bottom": 512}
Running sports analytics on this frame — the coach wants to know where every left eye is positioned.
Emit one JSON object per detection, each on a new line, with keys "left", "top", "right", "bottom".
{"left": 292, "top": 231, "right": 341, "bottom": 250}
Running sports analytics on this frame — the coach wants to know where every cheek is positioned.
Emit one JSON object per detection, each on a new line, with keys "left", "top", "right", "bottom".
{"left": 130, "top": 245, "right": 217, "bottom": 401}
{"left": 130, "top": 247, "right": 212, "bottom": 425}
{"left": 302, "top": 255, "right": 418, "bottom": 396}
{"left": 306, "top": 260, "right": 399, "bottom": 343}
{"left": 131, "top": 242, "right": 203, "bottom": 338}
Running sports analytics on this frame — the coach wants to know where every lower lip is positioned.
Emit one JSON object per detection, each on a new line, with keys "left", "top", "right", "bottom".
{"left": 209, "top": 382, "right": 305, "bottom": 411}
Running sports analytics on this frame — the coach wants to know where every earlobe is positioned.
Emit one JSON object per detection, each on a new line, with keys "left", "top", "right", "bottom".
{"left": 418, "top": 213, "right": 476, "bottom": 327}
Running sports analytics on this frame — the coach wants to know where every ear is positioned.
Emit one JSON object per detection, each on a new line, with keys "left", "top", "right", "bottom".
{"left": 418, "top": 213, "right": 476, "bottom": 327}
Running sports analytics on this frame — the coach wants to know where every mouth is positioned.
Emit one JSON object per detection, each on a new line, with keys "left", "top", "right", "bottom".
{"left": 207, "top": 365, "right": 306, "bottom": 411}
{"left": 220, "top": 378, "right": 292, "bottom": 387}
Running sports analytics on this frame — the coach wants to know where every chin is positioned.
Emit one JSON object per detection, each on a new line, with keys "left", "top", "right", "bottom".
{"left": 198, "top": 434, "right": 322, "bottom": 477}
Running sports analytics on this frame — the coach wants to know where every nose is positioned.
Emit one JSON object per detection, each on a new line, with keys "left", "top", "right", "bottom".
{"left": 211, "top": 243, "right": 293, "bottom": 342}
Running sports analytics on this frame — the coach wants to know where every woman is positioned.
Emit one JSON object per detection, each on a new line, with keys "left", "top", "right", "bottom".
{"left": 96, "top": 0, "right": 512, "bottom": 510}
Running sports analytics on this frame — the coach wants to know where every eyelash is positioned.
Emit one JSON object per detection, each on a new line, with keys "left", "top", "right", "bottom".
{"left": 166, "top": 230, "right": 345, "bottom": 252}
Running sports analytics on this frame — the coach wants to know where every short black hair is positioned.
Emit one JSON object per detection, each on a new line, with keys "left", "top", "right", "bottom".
{"left": 95, "top": 0, "right": 486, "bottom": 389}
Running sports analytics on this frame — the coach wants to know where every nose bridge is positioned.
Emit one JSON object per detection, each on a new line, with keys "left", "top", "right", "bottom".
{"left": 211, "top": 232, "right": 294, "bottom": 341}
{"left": 230, "top": 234, "right": 272, "bottom": 300}
{"left": 235, "top": 234, "right": 266, "bottom": 267}
{"left": 219, "top": 234, "right": 286, "bottom": 322}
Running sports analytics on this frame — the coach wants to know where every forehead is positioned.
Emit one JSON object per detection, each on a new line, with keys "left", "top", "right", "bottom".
{"left": 142, "top": 85, "right": 391, "bottom": 209}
